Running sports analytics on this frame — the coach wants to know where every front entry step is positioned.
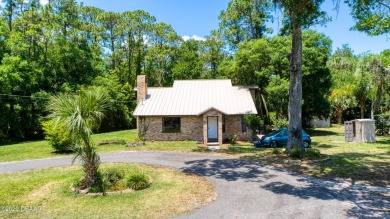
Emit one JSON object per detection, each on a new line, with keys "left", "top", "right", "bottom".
{"left": 207, "top": 142, "right": 220, "bottom": 150}
{"left": 207, "top": 146, "right": 220, "bottom": 150}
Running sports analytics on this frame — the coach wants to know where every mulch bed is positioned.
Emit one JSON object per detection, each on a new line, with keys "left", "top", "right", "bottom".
{"left": 98, "top": 141, "right": 121, "bottom": 146}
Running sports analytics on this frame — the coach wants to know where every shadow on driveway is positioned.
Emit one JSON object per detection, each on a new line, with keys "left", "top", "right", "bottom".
{"left": 263, "top": 181, "right": 338, "bottom": 200}
{"left": 181, "top": 158, "right": 277, "bottom": 183}
{"left": 262, "top": 179, "right": 389, "bottom": 218}
{"left": 181, "top": 157, "right": 390, "bottom": 218}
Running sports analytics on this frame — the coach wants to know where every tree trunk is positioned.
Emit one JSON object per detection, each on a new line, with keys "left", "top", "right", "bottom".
{"left": 261, "top": 94, "right": 269, "bottom": 122}
{"left": 337, "top": 108, "right": 343, "bottom": 125}
{"left": 286, "top": 21, "right": 303, "bottom": 153}
{"left": 110, "top": 27, "right": 115, "bottom": 70}
{"left": 371, "top": 82, "right": 383, "bottom": 119}
{"left": 9, "top": 100, "right": 16, "bottom": 139}
{"left": 127, "top": 36, "right": 133, "bottom": 84}
{"left": 44, "top": 38, "right": 48, "bottom": 66}
{"left": 7, "top": 0, "right": 14, "bottom": 31}
{"left": 360, "top": 96, "right": 365, "bottom": 119}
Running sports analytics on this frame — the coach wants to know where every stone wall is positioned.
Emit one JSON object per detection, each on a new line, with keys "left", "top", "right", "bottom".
{"left": 137, "top": 114, "right": 253, "bottom": 143}
{"left": 137, "top": 75, "right": 147, "bottom": 102}
{"left": 138, "top": 116, "right": 203, "bottom": 141}
{"left": 223, "top": 115, "right": 253, "bottom": 141}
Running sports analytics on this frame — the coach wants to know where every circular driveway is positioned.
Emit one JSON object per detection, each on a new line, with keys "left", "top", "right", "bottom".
{"left": 0, "top": 151, "right": 388, "bottom": 218}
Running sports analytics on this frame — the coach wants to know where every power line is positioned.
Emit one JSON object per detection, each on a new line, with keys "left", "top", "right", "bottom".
{"left": 0, "top": 94, "right": 50, "bottom": 100}
{"left": 0, "top": 94, "right": 136, "bottom": 103}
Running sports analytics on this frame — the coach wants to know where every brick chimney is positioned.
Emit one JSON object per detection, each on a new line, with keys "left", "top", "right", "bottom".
{"left": 137, "top": 75, "right": 147, "bottom": 103}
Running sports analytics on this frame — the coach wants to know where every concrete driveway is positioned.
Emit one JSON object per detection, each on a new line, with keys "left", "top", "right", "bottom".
{"left": 1, "top": 151, "right": 388, "bottom": 218}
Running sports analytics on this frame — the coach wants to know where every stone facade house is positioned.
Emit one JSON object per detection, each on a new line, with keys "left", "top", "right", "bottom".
{"left": 133, "top": 75, "right": 258, "bottom": 145}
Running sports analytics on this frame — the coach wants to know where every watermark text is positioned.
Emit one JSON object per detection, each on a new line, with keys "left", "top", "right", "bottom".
{"left": 0, "top": 206, "right": 42, "bottom": 212}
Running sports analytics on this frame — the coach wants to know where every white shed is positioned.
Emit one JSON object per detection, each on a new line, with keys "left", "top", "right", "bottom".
{"left": 344, "top": 119, "right": 376, "bottom": 143}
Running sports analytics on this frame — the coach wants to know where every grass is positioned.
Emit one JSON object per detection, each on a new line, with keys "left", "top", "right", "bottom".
{"left": 0, "top": 163, "right": 215, "bottom": 219}
{"left": 304, "top": 125, "right": 390, "bottom": 185}
{"left": 0, "top": 130, "right": 198, "bottom": 163}
{"left": 207, "top": 125, "right": 389, "bottom": 185}
{"left": 1, "top": 125, "right": 389, "bottom": 184}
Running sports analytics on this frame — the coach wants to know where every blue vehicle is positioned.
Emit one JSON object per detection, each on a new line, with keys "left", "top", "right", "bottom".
{"left": 260, "top": 129, "right": 311, "bottom": 148}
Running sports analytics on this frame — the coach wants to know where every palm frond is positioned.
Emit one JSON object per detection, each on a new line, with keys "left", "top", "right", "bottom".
{"left": 47, "top": 87, "right": 109, "bottom": 186}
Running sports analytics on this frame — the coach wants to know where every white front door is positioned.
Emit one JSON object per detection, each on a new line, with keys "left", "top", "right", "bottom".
{"left": 207, "top": 117, "right": 218, "bottom": 141}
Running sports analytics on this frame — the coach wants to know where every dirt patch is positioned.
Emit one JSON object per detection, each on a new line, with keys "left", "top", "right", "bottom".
{"left": 98, "top": 140, "right": 126, "bottom": 146}
{"left": 127, "top": 142, "right": 145, "bottom": 147}
{"left": 24, "top": 182, "right": 59, "bottom": 202}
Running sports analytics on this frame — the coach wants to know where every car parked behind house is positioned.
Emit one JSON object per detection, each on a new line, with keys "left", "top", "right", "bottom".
{"left": 260, "top": 129, "right": 311, "bottom": 148}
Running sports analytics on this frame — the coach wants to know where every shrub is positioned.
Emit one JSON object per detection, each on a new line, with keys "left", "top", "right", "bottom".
{"left": 86, "top": 169, "right": 125, "bottom": 193}
{"left": 244, "top": 115, "right": 263, "bottom": 131}
{"left": 289, "top": 146, "right": 304, "bottom": 159}
{"left": 118, "top": 139, "right": 127, "bottom": 145}
{"left": 99, "top": 168, "right": 125, "bottom": 193}
{"left": 126, "top": 172, "right": 150, "bottom": 190}
{"left": 272, "top": 148, "right": 280, "bottom": 154}
{"left": 375, "top": 114, "right": 390, "bottom": 135}
{"left": 229, "top": 134, "right": 237, "bottom": 145}
{"left": 42, "top": 119, "right": 72, "bottom": 152}
{"left": 306, "top": 148, "right": 321, "bottom": 159}
{"left": 269, "top": 112, "right": 288, "bottom": 129}
{"left": 137, "top": 136, "right": 145, "bottom": 142}
{"left": 266, "top": 125, "right": 273, "bottom": 134}
{"left": 88, "top": 174, "right": 105, "bottom": 193}
{"left": 71, "top": 177, "right": 87, "bottom": 191}
{"left": 102, "top": 168, "right": 124, "bottom": 185}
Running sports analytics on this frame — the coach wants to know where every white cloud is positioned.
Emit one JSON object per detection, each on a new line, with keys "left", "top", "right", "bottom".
{"left": 182, "top": 36, "right": 191, "bottom": 41}
{"left": 182, "top": 35, "right": 206, "bottom": 42}
{"left": 40, "top": 0, "right": 48, "bottom": 5}
{"left": 191, "top": 35, "right": 206, "bottom": 41}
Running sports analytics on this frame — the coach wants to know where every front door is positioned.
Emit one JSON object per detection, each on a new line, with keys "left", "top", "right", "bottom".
{"left": 207, "top": 116, "right": 218, "bottom": 142}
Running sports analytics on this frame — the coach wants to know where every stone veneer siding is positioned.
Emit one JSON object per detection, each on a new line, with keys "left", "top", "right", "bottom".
{"left": 223, "top": 115, "right": 253, "bottom": 141}
{"left": 138, "top": 116, "right": 203, "bottom": 141}
{"left": 138, "top": 114, "right": 253, "bottom": 143}
{"left": 136, "top": 75, "right": 147, "bottom": 102}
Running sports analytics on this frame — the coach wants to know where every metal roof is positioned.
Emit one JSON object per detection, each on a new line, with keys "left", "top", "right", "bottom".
{"left": 133, "top": 79, "right": 258, "bottom": 116}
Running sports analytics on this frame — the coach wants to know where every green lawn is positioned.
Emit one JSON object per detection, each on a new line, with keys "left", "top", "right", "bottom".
{"left": 211, "top": 125, "right": 390, "bottom": 185}
{"left": 0, "top": 163, "right": 215, "bottom": 219}
{"left": 305, "top": 125, "right": 390, "bottom": 185}
{"left": 0, "top": 130, "right": 134, "bottom": 162}
{"left": 0, "top": 130, "right": 199, "bottom": 163}
{"left": 1, "top": 126, "right": 389, "bottom": 184}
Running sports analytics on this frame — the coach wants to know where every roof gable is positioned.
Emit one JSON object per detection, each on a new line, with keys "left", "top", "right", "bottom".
{"left": 133, "top": 79, "right": 257, "bottom": 116}
{"left": 197, "top": 107, "right": 228, "bottom": 116}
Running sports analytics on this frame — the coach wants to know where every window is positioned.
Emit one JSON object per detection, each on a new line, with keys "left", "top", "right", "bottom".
{"left": 241, "top": 116, "right": 247, "bottom": 133}
{"left": 222, "top": 116, "right": 226, "bottom": 133}
{"left": 162, "top": 117, "right": 181, "bottom": 133}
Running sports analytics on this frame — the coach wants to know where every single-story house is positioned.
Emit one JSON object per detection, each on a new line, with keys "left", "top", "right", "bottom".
{"left": 133, "top": 75, "right": 258, "bottom": 145}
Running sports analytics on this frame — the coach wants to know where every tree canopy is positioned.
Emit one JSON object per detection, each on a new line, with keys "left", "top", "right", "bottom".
{"left": 0, "top": 0, "right": 389, "bottom": 144}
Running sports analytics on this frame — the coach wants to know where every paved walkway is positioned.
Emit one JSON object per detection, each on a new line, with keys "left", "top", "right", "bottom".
{"left": 1, "top": 151, "right": 389, "bottom": 218}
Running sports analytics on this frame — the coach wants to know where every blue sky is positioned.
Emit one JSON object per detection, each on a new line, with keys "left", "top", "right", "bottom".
{"left": 69, "top": 1, "right": 388, "bottom": 54}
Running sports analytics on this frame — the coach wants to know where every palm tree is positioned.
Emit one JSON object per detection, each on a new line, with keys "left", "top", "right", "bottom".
{"left": 48, "top": 88, "right": 109, "bottom": 187}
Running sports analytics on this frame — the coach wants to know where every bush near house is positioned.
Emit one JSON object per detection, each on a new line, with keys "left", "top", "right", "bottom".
{"left": 375, "top": 114, "right": 390, "bottom": 135}
{"left": 42, "top": 119, "right": 72, "bottom": 152}
{"left": 228, "top": 134, "right": 238, "bottom": 145}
